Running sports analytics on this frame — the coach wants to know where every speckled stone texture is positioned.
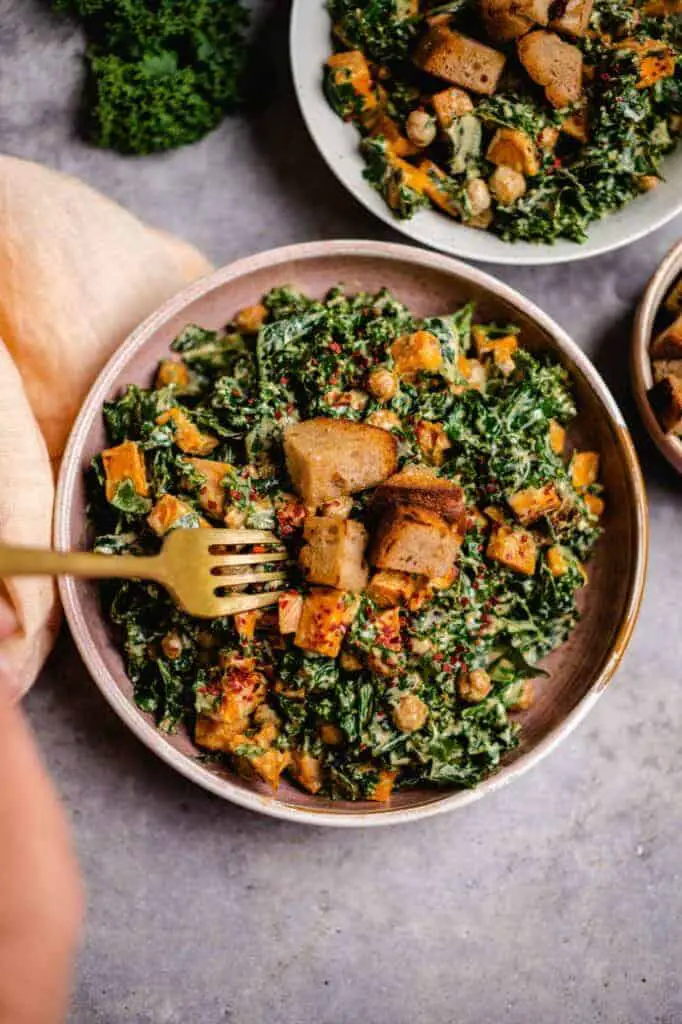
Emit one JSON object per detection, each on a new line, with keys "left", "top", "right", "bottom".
{"left": 3, "top": 1, "right": 682, "bottom": 1021}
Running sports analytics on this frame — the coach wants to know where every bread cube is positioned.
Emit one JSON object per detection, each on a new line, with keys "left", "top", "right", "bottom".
{"left": 487, "top": 128, "right": 540, "bottom": 175}
{"left": 370, "top": 505, "right": 460, "bottom": 578}
{"left": 156, "top": 407, "right": 218, "bottom": 456}
{"left": 367, "top": 570, "right": 417, "bottom": 608}
{"left": 294, "top": 589, "right": 360, "bottom": 658}
{"left": 571, "top": 451, "right": 600, "bottom": 489}
{"left": 518, "top": 30, "right": 583, "bottom": 108}
{"left": 391, "top": 330, "right": 443, "bottom": 377}
{"left": 186, "top": 458, "right": 232, "bottom": 518}
{"left": 102, "top": 440, "right": 149, "bottom": 502}
{"left": 247, "top": 749, "right": 292, "bottom": 790}
{"left": 486, "top": 525, "right": 537, "bottom": 575}
{"left": 483, "top": 0, "right": 551, "bottom": 41}
{"left": 372, "top": 466, "right": 465, "bottom": 523}
{"left": 508, "top": 483, "right": 562, "bottom": 525}
{"left": 147, "top": 494, "right": 207, "bottom": 536}
{"left": 648, "top": 375, "right": 682, "bottom": 434}
{"left": 299, "top": 517, "right": 369, "bottom": 592}
{"left": 414, "top": 26, "right": 506, "bottom": 95}
{"left": 284, "top": 418, "right": 397, "bottom": 508}
{"left": 549, "top": 0, "right": 594, "bottom": 36}
{"left": 650, "top": 314, "right": 682, "bottom": 359}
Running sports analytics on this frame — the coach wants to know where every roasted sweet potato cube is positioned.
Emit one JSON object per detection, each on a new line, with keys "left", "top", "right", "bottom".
{"left": 327, "top": 50, "right": 378, "bottom": 118}
{"left": 549, "top": 0, "right": 594, "bottom": 36}
{"left": 486, "top": 525, "right": 537, "bottom": 575}
{"left": 508, "top": 483, "right": 562, "bottom": 524}
{"left": 299, "top": 517, "right": 369, "bottom": 592}
{"left": 195, "top": 662, "right": 265, "bottom": 750}
{"left": 518, "top": 30, "right": 583, "bottom": 108}
{"left": 474, "top": 331, "right": 518, "bottom": 372}
{"left": 291, "top": 750, "right": 323, "bottom": 794}
{"left": 156, "top": 359, "right": 190, "bottom": 389}
{"left": 294, "top": 589, "right": 360, "bottom": 658}
{"left": 284, "top": 418, "right": 397, "bottom": 508}
{"left": 431, "top": 86, "right": 474, "bottom": 128}
{"left": 370, "top": 113, "right": 418, "bottom": 157}
{"left": 368, "top": 769, "right": 398, "bottom": 802}
{"left": 651, "top": 314, "right": 682, "bottom": 359}
{"left": 414, "top": 26, "right": 506, "bottom": 95}
{"left": 648, "top": 375, "right": 682, "bottom": 434}
{"left": 278, "top": 592, "right": 304, "bottom": 634}
{"left": 486, "top": 128, "right": 540, "bottom": 175}
{"left": 367, "top": 570, "right": 417, "bottom": 608}
{"left": 584, "top": 493, "right": 605, "bottom": 517}
{"left": 372, "top": 466, "right": 466, "bottom": 523}
{"left": 638, "top": 48, "right": 676, "bottom": 88}
{"left": 102, "top": 440, "right": 149, "bottom": 502}
{"left": 370, "top": 505, "right": 460, "bottom": 578}
{"left": 547, "top": 545, "right": 569, "bottom": 576}
{"left": 571, "top": 451, "right": 600, "bottom": 489}
{"left": 156, "top": 407, "right": 218, "bottom": 456}
{"left": 186, "top": 458, "right": 232, "bottom": 518}
{"left": 391, "top": 330, "right": 443, "bottom": 377}
{"left": 549, "top": 419, "right": 566, "bottom": 454}
{"left": 147, "top": 494, "right": 208, "bottom": 536}
{"left": 417, "top": 160, "right": 462, "bottom": 217}
{"left": 234, "top": 303, "right": 267, "bottom": 333}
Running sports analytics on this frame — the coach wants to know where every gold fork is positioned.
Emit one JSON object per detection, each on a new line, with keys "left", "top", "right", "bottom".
{"left": 0, "top": 529, "right": 289, "bottom": 619}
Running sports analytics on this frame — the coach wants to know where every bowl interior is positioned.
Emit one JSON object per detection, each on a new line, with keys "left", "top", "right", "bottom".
{"left": 632, "top": 238, "right": 682, "bottom": 475}
{"left": 290, "top": 0, "right": 682, "bottom": 267}
{"left": 56, "top": 242, "right": 647, "bottom": 824}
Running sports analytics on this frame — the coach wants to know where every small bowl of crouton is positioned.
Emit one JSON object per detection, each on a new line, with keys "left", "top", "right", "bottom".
{"left": 632, "top": 238, "right": 682, "bottom": 474}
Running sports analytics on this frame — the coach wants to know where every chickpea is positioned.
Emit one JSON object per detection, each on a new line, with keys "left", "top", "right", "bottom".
{"left": 366, "top": 410, "right": 401, "bottom": 432}
{"left": 392, "top": 694, "right": 429, "bottom": 733}
{"left": 638, "top": 175, "right": 659, "bottom": 192}
{"left": 368, "top": 366, "right": 398, "bottom": 402}
{"left": 319, "top": 723, "right": 344, "bottom": 746}
{"left": 406, "top": 109, "right": 437, "bottom": 149}
{"left": 319, "top": 496, "right": 353, "bottom": 519}
{"left": 458, "top": 667, "right": 492, "bottom": 703}
{"left": 224, "top": 506, "right": 246, "bottom": 529}
{"left": 468, "top": 209, "right": 494, "bottom": 231}
{"left": 466, "top": 178, "right": 491, "bottom": 217}
{"left": 161, "top": 631, "right": 183, "bottom": 660}
{"left": 489, "top": 165, "right": 526, "bottom": 205}
{"left": 509, "top": 680, "right": 535, "bottom": 711}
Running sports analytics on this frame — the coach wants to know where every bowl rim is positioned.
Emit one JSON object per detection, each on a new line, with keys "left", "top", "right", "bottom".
{"left": 631, "top": 237, "right": 682, "bottom": 475}
{"left": 55, "top": 239, "right": 649, "bottom": 827}
{"left": 289, "top": 0, "right": 682, "bottom": 267}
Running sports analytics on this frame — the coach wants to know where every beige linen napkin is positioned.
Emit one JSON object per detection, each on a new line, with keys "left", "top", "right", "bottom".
{"left": 0, "top": 156, "right": 213, "bottom": 699}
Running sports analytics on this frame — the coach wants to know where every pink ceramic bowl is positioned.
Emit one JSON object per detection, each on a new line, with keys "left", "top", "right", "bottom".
{"left": 55, "top": 241, "right": 648, "bottom": 827}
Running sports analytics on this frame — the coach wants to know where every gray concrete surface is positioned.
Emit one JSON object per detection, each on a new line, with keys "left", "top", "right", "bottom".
{"left": 3, "top": 1, "right": 682, "bottom": 1021}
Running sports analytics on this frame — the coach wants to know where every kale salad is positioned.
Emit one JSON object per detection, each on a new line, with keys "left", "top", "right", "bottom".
{"left": 90, "top": 285, "right": 603, "bottom": 802}
{"left": 324, "top": 0, "right": 682, "bottom": 244}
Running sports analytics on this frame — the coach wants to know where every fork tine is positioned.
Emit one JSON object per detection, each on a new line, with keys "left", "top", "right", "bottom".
{"left": 213, "top": 570, "right": 288, "bottom": 587}
{"left": 203, "top": 528, "right": 281, "bottom": 548}
{"left": 211, "top": 551, "right": 288, "bottom": 567}
{"left": 211, "top": 590, "right": 286, "bottom": 616}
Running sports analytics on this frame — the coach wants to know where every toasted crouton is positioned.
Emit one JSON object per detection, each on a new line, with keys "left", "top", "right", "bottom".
{"left": 372, "top": 465, "right": 466, "bottom": 523}
{"left": 367, "top": 570, "right": 417, "bottom": 608}
{"left": 284, "top": 418, "right": 397, "bottom": 508}
{"left": 651, "top": 314, "right": 682, "bottom": 359}
{"left": 665, "top": 278, "right": 682, "bottom": 314}
{"left": 299, "top": 517, "right": 369, "bottom": 592}
{"left": 294, "top": 589, "right": 360, "bottom": 658}
{"left": 414, "top": 26, "right": 506, "bottom": 95}
{"left": 486, "top": 525, "right": 537, "bottom": 575}
{"left": 549, "top": 0, "right": 594, "bottom": 37}
{"left": 186, "top": 458, "right": 232, "bottom": 519}
{"left": 486, "top": 127, "right": 540, "bottom": 175}
{"left": 653, "top": 359, "right": 682, "bottom": 384}
{"left": 518, "top": 30, "right": 583, "bottom": 108}
{"left": 648, "top": 375, "right": 682, "bottom": 434}
{"left": 102, "top": 440, "right": 149, "bottom": 502}
{"left": 508, "top": 483, "right": 562, "bottom": 524}
{"left": 431, "top": 86, "right": 474, "bottom": 128}
{"left": 370, "top": 505, "right": 461, "bottom": 578}
{"left": 483, "top": 0, "right": 551, "bottom": 41}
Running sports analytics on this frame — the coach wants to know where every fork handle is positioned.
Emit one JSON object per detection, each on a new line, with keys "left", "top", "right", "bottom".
{"left": 0, "top": 544, "right": 166, "bottom": 583}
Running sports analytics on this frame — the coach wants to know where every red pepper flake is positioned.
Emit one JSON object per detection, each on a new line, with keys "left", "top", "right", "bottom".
{"left": 280, "top": 376, "right": 289, "bottom": 386}
{"left": 274, "top": 409, "right": 283, "bottom": 421}
{"left": 552, "top": 157, "right": 562, "bottom": 170}
{"left": 329, "top": 342, "right": 342, "bottom": 354}
{"left": 433, "top": 652, "right": 444, "bottom": 663}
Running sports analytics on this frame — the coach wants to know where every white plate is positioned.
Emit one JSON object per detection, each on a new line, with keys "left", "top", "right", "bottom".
{"left": 290, "top": 0, "right": 682, "bottom": 266}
